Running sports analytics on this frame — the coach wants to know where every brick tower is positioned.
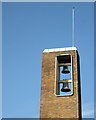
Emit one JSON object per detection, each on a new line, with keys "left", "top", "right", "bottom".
{"left": 40, "top": 47, "right": 82, "bottom": 119}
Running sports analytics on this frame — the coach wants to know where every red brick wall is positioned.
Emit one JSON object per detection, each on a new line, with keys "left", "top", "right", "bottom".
{"left": 40, "top": 50, "right": 81, "bottom": 118}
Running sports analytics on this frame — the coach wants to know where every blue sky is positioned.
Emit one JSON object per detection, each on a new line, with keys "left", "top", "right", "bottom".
{"left": 2, "top": 2, "right": 94, "bottom": 118}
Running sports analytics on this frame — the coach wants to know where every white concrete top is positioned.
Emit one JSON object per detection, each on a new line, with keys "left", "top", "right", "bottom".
{"left": 43, "top": 47, "right": 77, "bottom": 53}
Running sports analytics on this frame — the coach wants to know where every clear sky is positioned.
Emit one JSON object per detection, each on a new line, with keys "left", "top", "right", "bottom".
{"left": 2, "top": 2, "right": 94, "bottom": 118}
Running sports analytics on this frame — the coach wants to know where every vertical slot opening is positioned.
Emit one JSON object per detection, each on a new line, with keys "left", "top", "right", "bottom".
{"left": 55, "top": 54, "right": 73, "bottom": 96}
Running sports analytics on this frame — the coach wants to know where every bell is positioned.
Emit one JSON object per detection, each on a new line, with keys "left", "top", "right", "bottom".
{"left": 62, "top": 66, "right": 70, "bottom": 74}
{"left": 61, "top": 82, "right": 71, "bottom": 92}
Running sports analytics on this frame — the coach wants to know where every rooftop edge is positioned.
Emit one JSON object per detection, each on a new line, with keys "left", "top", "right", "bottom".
{"left": 43, "top": 47, "right": 77, "bottom": 53}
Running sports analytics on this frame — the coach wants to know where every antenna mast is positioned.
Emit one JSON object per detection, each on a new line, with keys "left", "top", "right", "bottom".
{"left": 72, "top": 7, "right": 75, "bottom": 47}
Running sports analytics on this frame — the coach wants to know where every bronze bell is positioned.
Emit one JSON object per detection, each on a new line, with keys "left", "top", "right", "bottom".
{"left": 62, "top": 66, "right": 70, "bottom": 74}
{"left": 61, "top": 82, "right": 71, "bottom": 92}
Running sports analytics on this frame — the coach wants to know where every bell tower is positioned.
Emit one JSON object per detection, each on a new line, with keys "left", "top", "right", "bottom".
{"left": 40, "top": 47, "right": 82, "bottom": 119}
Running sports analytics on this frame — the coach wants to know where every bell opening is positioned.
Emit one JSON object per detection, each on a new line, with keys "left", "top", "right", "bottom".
{"left": 56, "top": 55, "right": 73, "bottom": 96}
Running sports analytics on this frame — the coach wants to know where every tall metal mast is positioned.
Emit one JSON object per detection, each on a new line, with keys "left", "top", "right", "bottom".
{"left": 72, "top": 7, "right": 75, "bottom": 47}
